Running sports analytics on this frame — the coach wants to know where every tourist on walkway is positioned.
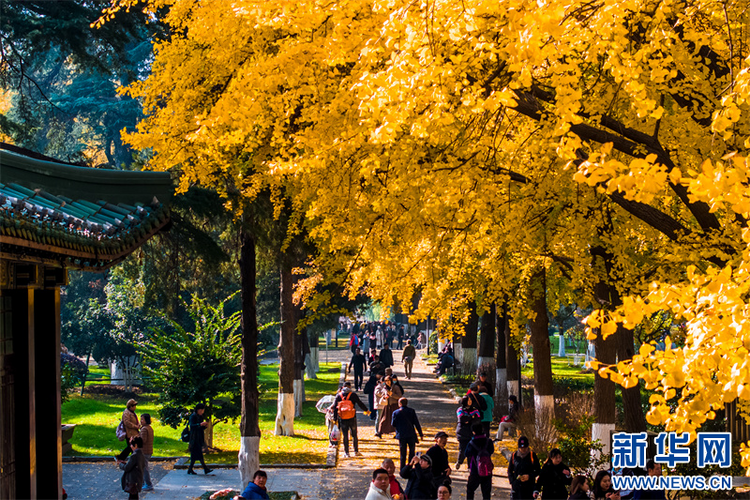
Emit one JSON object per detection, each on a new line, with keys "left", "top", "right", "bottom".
{"left": 332, "top": 382, "right": 370, "bottom": 457}
{"left": 365, "top": 372, "right": 383, "bottom": 421}
{"left": 378, "top": 375, "right": 403, "bottom": 436}
{"left": 426, "top": 431, "right": 452, "bottom": 490}
{"left": 374, "top": 377, "right": 389, "bottom": 435}
{"left": 536, "top": 448, "right": 571, "bottom": 499}
{"left": 401, "top": 454, "right": 436, "bottom": 500}
{"left": 402, "top": 340, "right": 416, "bottom": 379}
{"left": 455, "top": 396, "right": 481, "bottom": 470}
{"left": 593, "top": 470, "right": 620, "bottom": 500}
{"left": 633, "top": 460, "right": 665, "bottom": 500}
{"left": 235, "top": 470, "right": 270, "bottom": 499}
{"left": 348, "top": 348, "right": 367, "bottom": 391}
{"left": 382, "top": 458, "right": 406, "bottom": 499}
{"left": 367, "top": 468, "right": 395, "bottom": 500}
{"left": 392, "top": 397, "right": 424, "bottom": 470}
{"left": 478, "top": 387, "right": 494, "bottom": 436}
{"left": 120, "top": 436, "right": 145, "bottom": 500}
{"left": 507, "top": 436, "right": 540, "bottom": 500}
{"left": 465, "top": 423, "right": 495, "bottom": 500}
{"left": 187, "top": 403, "right": 213, "bottom": 475}
{"left": 138, "top": 414, "right": 154, "bottom": 492}
{"left": 115, "top": 399, "right": 140, "bottom": 462}
{"left": 476, "top": 372, "right": 494, "bottom": 397}
{"left": 380, "top": 344, "right": 395, "bottom": 368}
{"left": 437, "top": 484, "right": 452, "bottom": 499}
{"left": 397, "top": 326, "right": 405, "bottom": 349}
{"left": 495, "top": 395, "right": 521, "bottom": 440}
{"left": 370, "top": 354, "right": 386, "bottom": 378}
{"left": 350, "top": 331, "right": 361, "bottom": 354}
{"left": 568, "top": 475, "right": 590, "bottom": 500}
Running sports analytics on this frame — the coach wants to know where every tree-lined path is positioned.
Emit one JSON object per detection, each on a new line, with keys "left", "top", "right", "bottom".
{"left": 317, "top": 349, "right": 512, "bottom": 499}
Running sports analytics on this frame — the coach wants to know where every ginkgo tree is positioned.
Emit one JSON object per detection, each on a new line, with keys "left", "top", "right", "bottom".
{"left": 101, "top": 0, "right": 750, "bottom": 470}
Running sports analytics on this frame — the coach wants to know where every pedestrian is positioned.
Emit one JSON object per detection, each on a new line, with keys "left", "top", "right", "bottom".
{"left": 378, "top": 375, "right": 403, "bottom": 436}
{"left": 455, "top": 396, "right": 481, "bottom": 470}
{"left": 370, "top": 330, "right": 378, "bottom": 351}
{"left": 348, "top": 347, "right": 368, "bottom": 391}
{"left": 138, "top": 413, "right": 154, "bottom": 492}
{"left": 437, "top": 483, "right": 452, "bottom": 499}
{"left": 536, "top": 448, "right": 572, "bottom": 500}
{"left": 397, "top": 326, "right": 405, "bottom": 350}
{"left": 465, "top": 423, "right": 494, "bottom": 500}
{"left": 370, "top": 355, "right": 386, "bottom": 378}
{"left": 477, "top": 372, "right": 494, "bottom": 397}
{"left": 374, "top": 376, "right": 389, "bottom": 435}
{"left": 402, "top": 339, "right": 417, "bottom": 379}
{"left": 478, "top": 387, "right": 494, "bottom": 436}
{"left": 468, "top": 384, "right": 488, "bottom": 412}
{"left": 120, "top": 436, "right": 145, "bottom": 500}
{"left": 376, "top": 327, "right": 385, "bottom": 349}
{"left": 391, "top": 397, "right": 424, "bottom": 470}
{"left": 495, "top": 395, "right": 521, "bottom": 440}
{"left": 332, "top": 382, "right": 370, "bottom": 457}
{"left": 380, "top": 344, "right": 394, "bottom": 368}
{"left": 364, "top": 372, "right": 383, "bottom": 419}
{"left": 367, "top": 468, "right": 395, "bottom": 500}
{"left": 382, "top": 458, "right": 407, "bottom": 499}
{"left": 568, "top": 475, "right": 590, "bottom": 500}
{"left": 235, "top": 470, "right": 270, "bottom": 499}
{"left": 426, "top": 431, "right": 452, "bottom": 490}
{"left": 633, "top": 460, "right": 665, "bottom": 500}
{"left": 350, "top": 330, "right": 361, "bottom": 354}
{"left": 401, "top": 454, "right": 436, "bottom": 500}
{"left": 507, "top": 436, "right": 540, "bottom": 500}
{"left": 187, "top": 403, "right": 213, "bottom": 475}
{"left": 417, "top": 331, "right": 425, "bottom": 350}
{"left": 593, "top": 470, "right": 620, "bottom": 500}
{"left": 115, "top": 399, "right": 140, "bottom": 462}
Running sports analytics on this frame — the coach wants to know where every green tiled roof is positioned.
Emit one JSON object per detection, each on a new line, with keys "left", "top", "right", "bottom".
{"left": 0, "top": 148, "right": 173, "bottom": 270}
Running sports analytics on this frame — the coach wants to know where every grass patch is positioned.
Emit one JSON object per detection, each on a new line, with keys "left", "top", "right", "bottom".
{"left": 62, "top": 362, "right": 342, "bottom": 464}
{"left": 521, "top": 353, "right": 595, "bottom": 385}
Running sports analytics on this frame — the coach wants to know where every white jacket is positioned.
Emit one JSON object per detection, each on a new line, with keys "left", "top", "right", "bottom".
{"left": 365, "top": 482, "right": 392, "bottom": 500}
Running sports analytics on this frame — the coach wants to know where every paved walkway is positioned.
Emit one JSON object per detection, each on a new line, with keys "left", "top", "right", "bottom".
{"left": 62, "top": 348, "right": 514, "bottom": 499}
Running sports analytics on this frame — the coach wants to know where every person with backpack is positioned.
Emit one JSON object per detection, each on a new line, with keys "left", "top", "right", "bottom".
{"left": 455, "top": 396, "right": 482, "bottom": 470}
{"left": 348, "top": 347, "right": 368, "bottom": 391}
{"left": 507, "top": 436, "right": 541, "bottom": 500}
{"left": 332, "top": 382, "right": 370, "bottom": 457}
{"left": 535, "top": 448, "right": 572, "bottom": 500}
{"left": 350, "top": 331, "right": 361, "bottom": 354}
{"left": 465, "top": 423, "right": 495, "bottom": 500}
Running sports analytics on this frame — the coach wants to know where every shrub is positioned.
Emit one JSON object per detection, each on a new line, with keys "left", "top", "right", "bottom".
{"left": 60, "top": 351, "right": 88, "bottom": 405}
{"left": 553, "top": 415, "right": 609, "bottom": 475}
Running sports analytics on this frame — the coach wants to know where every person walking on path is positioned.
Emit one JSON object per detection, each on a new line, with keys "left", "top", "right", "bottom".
{"left": 397, "top": 326, "right": 405, "bottom": 349}
{"left": 116, "top": 399, "right": 140, "bottom": 462}
{"left": 374, "top": 377, "right": 389, "bottom": 435}
{"left": 380, "top": 345, "right": 394, "bottom": 369}
{"left": 120, "top": 436, "right": 145, "bottom": 500}
{"left": 333, "top": 382, "right": 370, "bottom": 457}
{"left": 348, "top": 348, "right": 368, "bottom": 391}
{"left": 478, "top": 388, "right": 494, "bottom": 436}
{"left": 378, "top": 376, "right": 404, "bottom": 436}
{"left": 364, "top": 372, "right": 383, "bottom": 420}
{"left": 465, "top": 423, "right": 495, "bottom": 500}
{"left": 426, "top": 431, "right": 452, "bottom": 490}
{"left": 507, "top": 436, "right": 541, "bottom": 500}
{"left": 392, "top": 397, "right": 424, "bottom": 471}
{"left": 187, "top": 403, "right": 213, "bottom": 475}
{"left": 235, "top": 470, "right": 271, "bottom": 499}
{"left": 455, "top": 396, "right": 482, "bottom": 470}
{"left": 138, "top": 414, "right": 154, "bottom": 491}
{"left": 401, "top": 453, "right": 437, "bottom": 500}
{"left": 367, "top": 468, "right": 395, "bottom": 500}
{"left": 402, "top": 340, "right": 417, "bottom": 379}
{"left": 382, "top": 459, "right": 406, "bottom": 500}
{"left": 536, "top": 448, "right": 572, "bottom": 500}
{"left": 496, "top": 395, "right": 521, "bottom": 440}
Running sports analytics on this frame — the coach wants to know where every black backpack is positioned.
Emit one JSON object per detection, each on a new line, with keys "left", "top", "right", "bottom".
{"left": 181, "top": 424, "right": 190, "bottom": 442}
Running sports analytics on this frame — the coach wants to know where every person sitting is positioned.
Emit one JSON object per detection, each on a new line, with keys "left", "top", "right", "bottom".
{"left": 435, "top": 353, "right": 454, "bottom": 376}
{"left": 495, "top": 394, "right": 521, "bottom": 440}
{"left": 235, "top": 470, "right": 270, "bottom": 499}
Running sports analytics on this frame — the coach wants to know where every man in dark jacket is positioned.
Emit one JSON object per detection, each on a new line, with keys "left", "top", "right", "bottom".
{"left": 121, "top": 436, "right": 145, "bottom": 500}
{"left": 379, "top": 345, "right": 394, "bottom": 368}
{"left": 332, "top": 383, "right": 370, "bottom": 457}
{"left": 391, "top": 397, "right": 424, "bottom": 470}
{"left": 507, "top": 436, "right": 541, "bottom": 500}
{"left": 188, "top": 403, "right": 213, "bottom": 475}
{"left": 400, "top": 453, "right": 436, "bottom": 500}
{"left": 535, "top": 448, "right": 572, "bottom": 499}
{"left": 348, "top": 348, "right": 368, "bottom": 391}
{"left": 465, "top": 423, "right": 495, "bottom": 500}
{"left": 426, "top": 431, "right": 452, "bottom": 490}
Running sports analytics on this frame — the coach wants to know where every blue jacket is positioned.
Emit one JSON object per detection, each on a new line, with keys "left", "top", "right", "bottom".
{"left": 391, "top": 406, "right": 423, "bottom": 441}
{"left": 240, "top": 481, "right": 270, "bottom": 499}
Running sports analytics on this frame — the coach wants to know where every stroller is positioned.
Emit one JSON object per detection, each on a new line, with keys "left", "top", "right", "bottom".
{"left": 316, "top": 395, "right": 340, "bottom": 446}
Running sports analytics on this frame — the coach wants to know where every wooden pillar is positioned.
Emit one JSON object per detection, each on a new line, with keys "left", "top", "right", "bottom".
{"left": 0, "top": 291, "right": 17, "bottom": 500}
{"left": 34, "top": 287, "right": 62, "bottom": 499}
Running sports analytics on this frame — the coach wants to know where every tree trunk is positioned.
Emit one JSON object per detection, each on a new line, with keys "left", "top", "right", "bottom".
{"left": 505, "top": 306, "right": 520, "bottom": 400}
{"left": 306, "top": 330, "right": 318, "bottom": 379}
{"left": 276, "top": 263, "right": 295, "bottom": 436}
{"left": 618, "top": 324, "right": 647, "bottom": 432}
{"left": 495, "top": 304, "right": 509, "bottom": 417}
{"left": 529, "top": 268, "right": 554, "bottom": 429}
{"left": 477, "top": 304, "right": 496, "bottom": 373}
{"left": 294, "top": 323, "right": 308, "bottom": 417}
{"left": 460, "top": 304, "right": 479, "bottom": 374}
{"left": 238, "top": 227, "right": 261, "bottom": 488}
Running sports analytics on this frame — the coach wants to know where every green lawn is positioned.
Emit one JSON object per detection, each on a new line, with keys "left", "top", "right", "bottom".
{"left": 62, "top": 362, "right": 342, "bottom": 464}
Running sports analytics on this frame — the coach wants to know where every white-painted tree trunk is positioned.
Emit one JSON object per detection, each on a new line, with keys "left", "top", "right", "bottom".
{"left": 453, "top": 344, "right": 463, "bottom": 370}
{"left": 477, "top": 356, "right": 494, "bottom": 372}
{"left": 306, "top": 349, "right": 318, "bottom": 379}
{"left": 438, "top": 338, "right": 446, "bottom": 352}
{"left": 461, "top": 347, "right": 477, "bottom": 375}
{"left": 110, "top": 357, "right": 142, "bottom": 388}
{"left": 238, "top": 436, "right": 261, "bottom": 490}
{"left": 507, "top": 380, "right": 519, "bottom": 398}
{"left": 275, "top": 392, "right": 295, "bottom": 436}
{"left": 592, "top": 422, "right": 615, "bottom": 457}
{"left": 557, "top": 333, "right": 566, "bottom": 357}
{"left": 293, "top": 379, "right": 304, "bottom": 417}
{"left": 534, "top": 394, "right": 555, "bottom": 433}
